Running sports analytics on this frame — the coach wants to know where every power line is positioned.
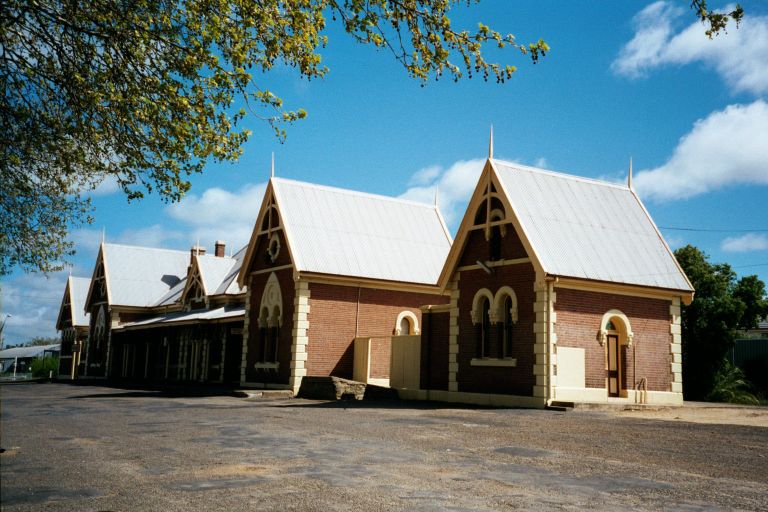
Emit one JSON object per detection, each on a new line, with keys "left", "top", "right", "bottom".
{"left": 659, "top": 226, "right": 768, "bottom": 233}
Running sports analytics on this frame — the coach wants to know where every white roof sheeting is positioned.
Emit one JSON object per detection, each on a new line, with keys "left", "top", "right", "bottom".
{"left": 0, "top": 344, "right": 60, "bottom": 359}
{"left": 493, "top": 160, "right": 692, "bottom": 292}
{"left": 102, "top": 244, "right": 190, "bottom": 307}
{"left": 272, "top": 178, "right": 452, "bottom": 285}
{"left": 115, "top": 305, "right": 245, "bottom": 330}
{"left": 69, "top": 277, "right": 91, "bottom": 326}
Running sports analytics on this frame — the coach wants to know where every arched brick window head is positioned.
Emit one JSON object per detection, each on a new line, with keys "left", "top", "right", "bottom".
{"left": 598, "top": 309, "right": 634, "bottom": 348}
{"left": 394, "top": 310, "right": 419, "bottom": 335}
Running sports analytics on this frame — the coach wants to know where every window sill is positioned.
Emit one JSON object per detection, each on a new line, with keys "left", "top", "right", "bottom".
{"left": 470, "top": 358, "right": 517, "bottom": 367}
{"left": 253, "top": 362, "right": 279, "bottom": 370}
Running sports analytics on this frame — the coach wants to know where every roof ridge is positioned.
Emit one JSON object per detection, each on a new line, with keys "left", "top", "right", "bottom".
{"left": 272, "top": 176, "right": 440, "bottom": 210}
{"left": 492, "top": 158, "right": 630, "bottom": 191}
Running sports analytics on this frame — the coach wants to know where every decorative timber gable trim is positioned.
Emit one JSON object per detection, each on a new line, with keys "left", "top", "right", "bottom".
{"left": 238, "top": 179, "right": 296, "bottom": 288}
{"left": 437, "top": 158, "right": 545, "bottom": 291}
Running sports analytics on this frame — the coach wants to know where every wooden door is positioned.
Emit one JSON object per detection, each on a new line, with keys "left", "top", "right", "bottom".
{"left": 607, "top": 334, "right": 620, "bottom": 397}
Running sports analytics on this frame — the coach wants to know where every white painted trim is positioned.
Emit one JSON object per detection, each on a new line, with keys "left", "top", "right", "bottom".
{"left": 457, "top": 257, "right": 531, "bottom": 272}
{"left": 289, "top": 280, "right": 311, "bottom": 394}
{"left": 598, "top": 309, "right": 634, "bottom": 347}
{"left": 470, "top": 288, "right": 494, "bottom": 325}
{"left": 470, "top": 358, "right": 517, "bottom": 367}
{"left": 394, "top": 310, "right": 420, "bottom": 335}
{"left": 555, "top": 279, "right": 686, "bottom": 302}
{"left": 250, "top": 264, "right": 293, "bottom": 276}
{"left": 555, "top": 386, "right": 683, "bottom": 405}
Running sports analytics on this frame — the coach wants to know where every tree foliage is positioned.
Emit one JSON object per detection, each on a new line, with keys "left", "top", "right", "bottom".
{"left": 0, "top": 1, "right": 744, "bottom": 275}
{"left": 674, "top": 245, "right": 768, "bottom": 400}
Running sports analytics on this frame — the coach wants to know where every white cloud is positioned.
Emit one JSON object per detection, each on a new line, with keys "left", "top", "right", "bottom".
{"left": 721, "top": 233, "right": 768, "bottom": 252}
{"left": 1, "top": 272, "right": 67, "bottom": 344}
{"left": 613, "top": 2, "right": 768, "bottom": 95}
{"left": 399, "top": 159, "right": 485, "bottom": 229}
{"left": 167, "top": 182, "right": 267, "bottom": 251}
{"left": 114, "top": 224, "right": 185, "bottom": 248}
{"left": 408, "top": 165, "right": 442, "bottom": 187}
{"left": 633, "top": 100, "right": 768, "bottom": 201}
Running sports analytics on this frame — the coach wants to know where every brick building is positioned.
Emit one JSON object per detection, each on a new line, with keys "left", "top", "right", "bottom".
{"left": 237, "top": 177, "right": 452, "bottom": 393}
{"left": 56, "top": 276, "right": 91, "bottom": 379}
{"left": 413, "top": 154, "right": 694, "bottom": 407}
{"left": 74, "top": 242, "right": 245, "bottom": 383}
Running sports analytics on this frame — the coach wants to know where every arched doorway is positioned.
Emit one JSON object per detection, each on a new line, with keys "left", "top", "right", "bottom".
{"left": 599, "top": 310, "right": 634, "bottom": 398}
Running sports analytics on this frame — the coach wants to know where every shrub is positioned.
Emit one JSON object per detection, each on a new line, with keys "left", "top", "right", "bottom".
{"left": 30, "top": 357, "right": 59, "bottom": 378}
{"left": 707, "top": 359, "right": 760, "bottom": 405}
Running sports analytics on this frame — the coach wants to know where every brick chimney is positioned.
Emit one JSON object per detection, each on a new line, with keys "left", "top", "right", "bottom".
{"left": 215, "top": 240, "right": 226, "bottom": 258}
{"left": 190, "top": 245, "right": 206, "bottom": 264}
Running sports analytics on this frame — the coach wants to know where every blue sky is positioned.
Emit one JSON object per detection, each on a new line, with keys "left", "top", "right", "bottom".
{"left": 2, "top": 1, "right": 767, "bottom": 343}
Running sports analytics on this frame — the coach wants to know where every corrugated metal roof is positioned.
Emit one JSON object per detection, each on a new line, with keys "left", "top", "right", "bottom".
{"left": 493, "top": 159, "right": 692, "bottom": 291}
{"left": 0, "top": 344, "right": 60, "bottom": 359}
{"left": 69, "top": 277, "right": 91, "bottom": 326}
{"left": 115, "top": 305, "right": 245, "bottom": 330}
{"left": 215, "top": 245, "right": 247, "bottom": 295}
{"left": 272, "top": 178, "right": 452, "bottom": 285}
{"left": 103, "top": 244, "right": 190, "bottom": 307}
{"left": 197, "top": 254, "right": 237, "bottom": 295}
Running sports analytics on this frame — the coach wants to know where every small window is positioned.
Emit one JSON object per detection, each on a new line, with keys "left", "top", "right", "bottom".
{"left": 606, "top": 320, "right": 616, "bottom": 331}
{"left": 399, "top": 316, "right": 412, "bottom": 335}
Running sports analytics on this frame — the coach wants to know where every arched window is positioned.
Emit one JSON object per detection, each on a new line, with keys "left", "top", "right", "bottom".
{"left": 94, "top": 306, "right": 106, "bottom": 349}
{"left": 258, "top": 307, "right": 269, "bottom": 361}
{"left": 270, "top": 305, "right": 281, "bottom": 363}
{"left": 475, "top": 297, "right": 491, "bottom": 358}
{"left": 257, "top": 273, "right": 283, "bottom": 366}
{"left": 394, "top": 310, "right": 420, "bottom": 335}
{"left": 503, "top": 295, "right": 514, "bottom": 357}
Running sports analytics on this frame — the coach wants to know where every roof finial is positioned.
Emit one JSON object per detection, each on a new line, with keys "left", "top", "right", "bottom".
{"left": 628, "top": 156, "right": 633, "bottom": 190}
{"left": 488, "top": 125, "right": 494, "bottom": 160}
{"left": 101, "top": 227, "right": 105, "bottom": 245}
{"left": 434, "top": 184, "right": 439, "bottom": 207}
{"left": 271, "top": 152, "right": 275, "bottom": 178}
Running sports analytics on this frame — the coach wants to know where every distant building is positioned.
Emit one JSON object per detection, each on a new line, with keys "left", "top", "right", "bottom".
{"left": 0, "top": 344, "right": 60, "bottom": 374}
{"left": 56, "top": 276, "right": 91, "bottom": 378}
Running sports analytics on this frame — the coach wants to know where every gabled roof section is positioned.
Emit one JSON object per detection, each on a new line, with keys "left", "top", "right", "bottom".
{"left": 87, "top": 243, "right": 191, "bottom": 308}
{"left": 491, "top": 158, "right": 693, "bottom": 292}
{"left": 213, "top": 245, "right": 247, "bottom": 295}
{"left": 56, "top": 276, "right": 91, "bottom": 330}
{"left": 238, "top": 177, "right": 452, "bottom": 286}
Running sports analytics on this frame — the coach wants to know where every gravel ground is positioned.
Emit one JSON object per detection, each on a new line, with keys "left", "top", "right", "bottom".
{"left": 1, "top": 383, "right": 767, "bottom": 511}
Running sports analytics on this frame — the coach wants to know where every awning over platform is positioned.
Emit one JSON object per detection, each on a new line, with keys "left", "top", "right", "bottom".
{"left": 114, "top": 305, "right": 244, "bottom": 331}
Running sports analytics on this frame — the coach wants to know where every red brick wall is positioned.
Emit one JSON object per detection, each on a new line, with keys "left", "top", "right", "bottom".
{"left": 421, "top": 310, "right": 449, "bottom": 390}
{"left": 306, "top": 282, "right": 447, "bottom": 379}
{"left": 458, "top": 224, "right": 528, "bottom": 267}
{"left": 456, "top": 263, "right": 537, "bottom": 395}
{"left": 554, "top": 288, "right": 672, "bottom": 392}
{"left": 245, "top": 267, "right": 295, "bottom": 384}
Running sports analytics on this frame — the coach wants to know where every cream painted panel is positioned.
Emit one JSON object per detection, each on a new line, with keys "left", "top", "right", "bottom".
{"left": 556, "top": 347, "right": 585, "bottom": 389}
